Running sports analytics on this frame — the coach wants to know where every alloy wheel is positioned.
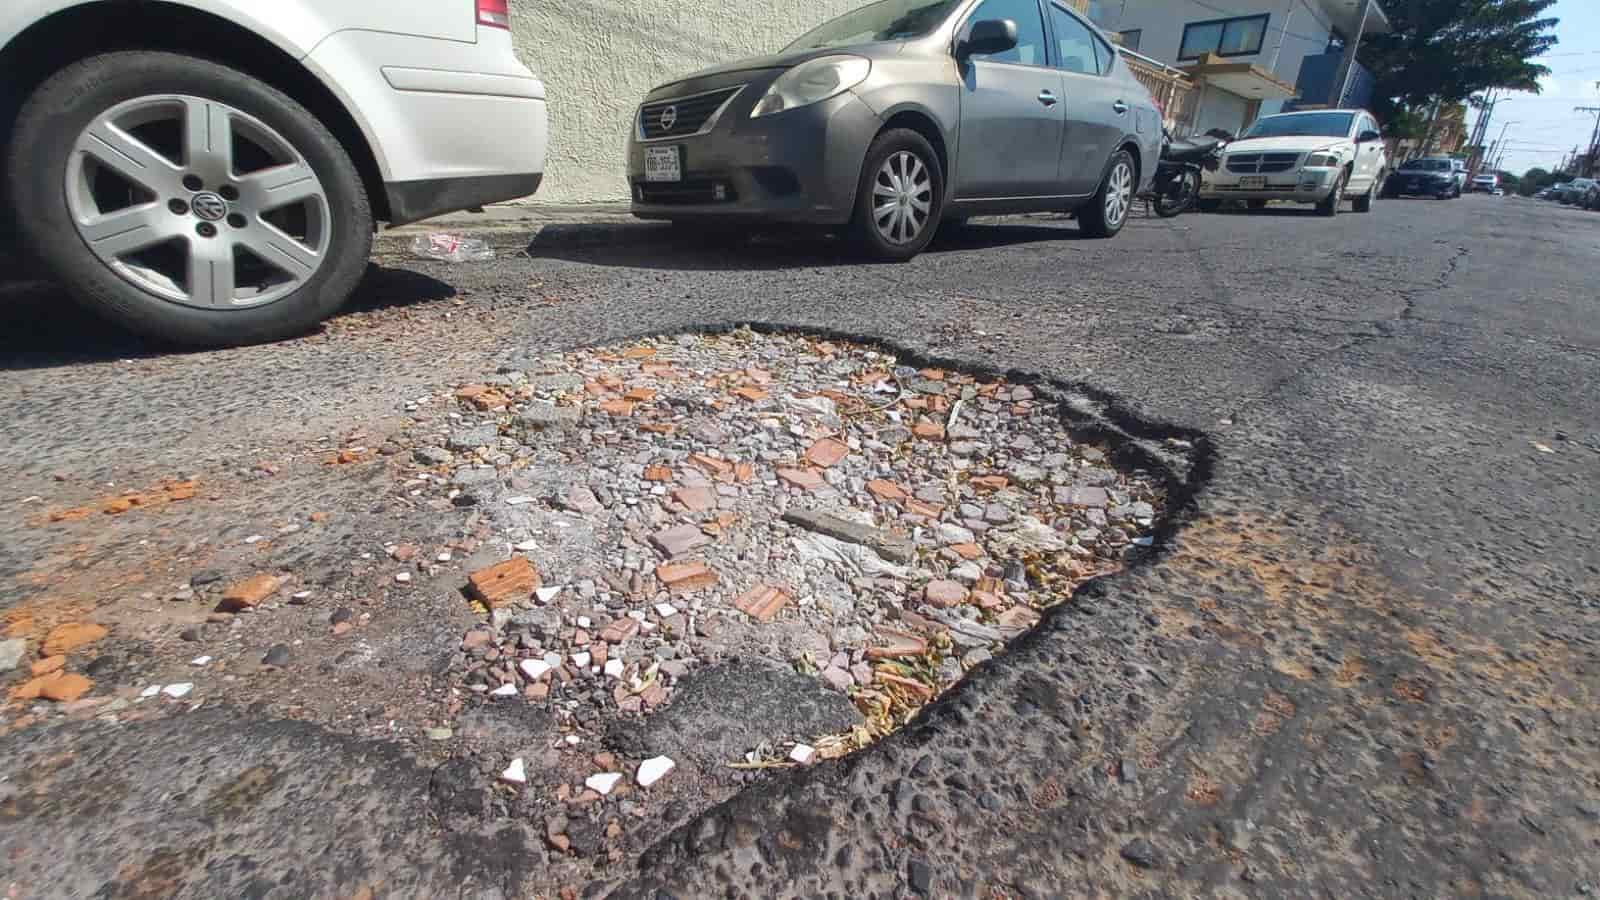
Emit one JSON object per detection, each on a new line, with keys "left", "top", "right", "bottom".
{"left": 1104, "top": 160, "right": 1134, "bottom": 229}
{"left": 65, "top": 94, "right": 331, "bottom": 310}
{"left": 872, "top": 151, "right": 933, "bottom": 246}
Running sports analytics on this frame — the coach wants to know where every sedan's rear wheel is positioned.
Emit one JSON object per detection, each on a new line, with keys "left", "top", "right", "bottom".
{"left": 7, "top": 51, "right": 371, "bottom": 346}
{"left": 1078, "top": 149, "right": 1135, "bottom": 238}
{"left": 850, "top": 129, "right": 943, "bottom": 261}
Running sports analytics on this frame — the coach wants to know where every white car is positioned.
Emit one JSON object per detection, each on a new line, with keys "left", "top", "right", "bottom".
{"left": 1, "top": 0, "right": 548, "bottom": 346}
{"left": 1200, "top": 109, "right": 1388, "bottom": 216}
{"left": 1470, "top": 174, "right": 1500, "bottom": 193}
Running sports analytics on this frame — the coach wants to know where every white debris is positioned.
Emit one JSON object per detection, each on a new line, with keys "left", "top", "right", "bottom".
{"left": 190, "top": 656, "right": 212, "bottom": 666}
{"left": 394, "top": 572, "right": 412, "bottom": 584}
{"left": 789, "top": 743, "right": 818, "bottom": 765}
{"left": 519, "top": 659, "right": 552, "bottom": 681}
{"left": 565, "top": 734, "right": 581, "bottom": 746}
{"left": 792, "top": 532, "right": 914, "bottom": 579}
{"left": 243, "top": 535, "right": 265, "bottom": 544}
{"left": 653, "top": 602, "right": 677, "bottom": 618}
{"left": 505, "top": 496, "right": 537, "bottom": 506}
{"left": 515, "top": 539, "right": 540, "bottom": 552}
{"left": 543, "top": 651, "right": 563, "bottom": 668}
{"left": 437, "top": 550, "right": 453, "bottom": 563}
{"left": 635, "top": 755, "right": 676, "bottom": 788}
{"left": 603, "top": 659, "right": 625, "bottom": 679}
{"left": 293, "top": 590, "right": 312, "bottom": 601}
{"left": 490, "top": 683, "right": 518, "bottom": 697}
{"left": 576, "top": 616, "right": 592, "bottom": 629}
{"left": 571, "top": 651, "right": 591, "bottom": 668}
{"left": 162, "top": 683, "right": 194, "bottom": 698}
{"left": 585, "top": 772, "right": 623, "bottom": 795}
{"left": 535, "top": 586, "right": 562, "bottom": 603}
{"left": 140, "top": 685, "right": 161, "bottom": 699}
{"left": 500, "top": 758, "right": 527, "bottom": 785}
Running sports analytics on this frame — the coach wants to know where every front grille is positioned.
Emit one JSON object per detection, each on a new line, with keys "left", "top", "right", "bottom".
{"left": 635, "top": 178, "right": 737, "bottom": 205}
{"left": 1226, "top": 152, "right": 1301, "bottom": 174}
{"left": 639, "top": 87, "right": 743, "bottom": 141}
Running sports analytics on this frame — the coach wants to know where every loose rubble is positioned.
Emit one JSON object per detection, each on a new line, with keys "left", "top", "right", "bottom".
{"left": 394, "top": 329, "right": 1164, "bottom": 776}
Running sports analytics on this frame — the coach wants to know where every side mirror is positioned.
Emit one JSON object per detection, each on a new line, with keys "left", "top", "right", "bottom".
{"left": 960, "top": 19, "right": 1018, "bottom": 58}
{"left": 1357, "top": 129, "right": 1382, "bottom": 143}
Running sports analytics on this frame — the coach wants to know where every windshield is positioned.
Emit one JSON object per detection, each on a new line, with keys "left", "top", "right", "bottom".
{"left": 786, "top": 0, "right": 962, "bottom": 50}
{"left": 1243, "top": 113, "right": 1355, "bottom": 139}
{"left": 1401, "top": 159, "right": 1452, "bottom": 172}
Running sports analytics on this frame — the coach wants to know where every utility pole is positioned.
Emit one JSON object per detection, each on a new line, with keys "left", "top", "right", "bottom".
{"left": 1468, "top": 90, "right": 1498, "bottom": 177}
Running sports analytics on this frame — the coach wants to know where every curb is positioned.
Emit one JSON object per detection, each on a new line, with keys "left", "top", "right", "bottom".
{"left": 372, "top": 207, "right": 684, "bottom": 256}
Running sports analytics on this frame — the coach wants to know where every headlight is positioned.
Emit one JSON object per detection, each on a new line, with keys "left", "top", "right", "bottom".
{"left": 1304, "top": 152, "right": 1340, "bottom": 168}
{"left": 751, "top": 56, "right": 870, "bottom": 118}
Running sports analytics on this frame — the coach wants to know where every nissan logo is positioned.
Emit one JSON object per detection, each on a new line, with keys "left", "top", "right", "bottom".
{"left": 659, "top": 105, "right": 678, "bottom": 132}
{"left": 191, "top": 191, "right": 228, "bottom": 222}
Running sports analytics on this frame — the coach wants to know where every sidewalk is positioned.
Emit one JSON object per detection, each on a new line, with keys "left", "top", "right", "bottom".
{"left": 374, "top": 201, "right": 671, "bottom": 253}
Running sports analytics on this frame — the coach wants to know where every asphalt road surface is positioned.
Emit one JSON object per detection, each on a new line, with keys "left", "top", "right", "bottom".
{"left": 1, "top": 195, "right": 1597, "bottom": 899}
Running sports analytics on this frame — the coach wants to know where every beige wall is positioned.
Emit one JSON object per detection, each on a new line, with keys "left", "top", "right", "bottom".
{"left": 509, "top": 0, "right": 859, "bottom": 205}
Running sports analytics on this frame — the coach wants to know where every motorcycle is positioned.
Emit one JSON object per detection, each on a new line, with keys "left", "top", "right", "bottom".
{"left": 1148, "top": 128, "right": 1226, "bottom": 218}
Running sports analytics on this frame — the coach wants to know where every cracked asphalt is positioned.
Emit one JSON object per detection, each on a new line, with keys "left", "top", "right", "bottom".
{"left": 2, "top": 195, "right": 1598, "bottom": 899}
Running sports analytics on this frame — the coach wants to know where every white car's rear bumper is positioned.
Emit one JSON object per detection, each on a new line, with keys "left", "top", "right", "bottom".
{"left": 305, "top": 28, "right": 548, "bottom": 224}
{"left": 1202, "top": 166, "right": 1340, "bottom": 202}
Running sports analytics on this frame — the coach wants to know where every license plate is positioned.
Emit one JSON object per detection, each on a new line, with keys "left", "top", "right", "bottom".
{"left": 645, "top": 146, "right": 682, "bottom": 183}
{"left": 1239, "top": 175, "right": 1267, "bottom": 190}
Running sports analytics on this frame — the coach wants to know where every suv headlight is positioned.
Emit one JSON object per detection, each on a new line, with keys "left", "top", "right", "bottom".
{"left": 751, "top": 56, "right": 871, "bottom": 118}
{"left": 1304, "top": 152, "right": 1341, "bottom": 168}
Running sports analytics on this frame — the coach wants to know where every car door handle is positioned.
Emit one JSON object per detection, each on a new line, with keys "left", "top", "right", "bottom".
{"left": 1112, "top": 100, "right": 1129, "bottom": 114}
{"left": 1037, "top": 90, "right": 1058, "bottom": 107}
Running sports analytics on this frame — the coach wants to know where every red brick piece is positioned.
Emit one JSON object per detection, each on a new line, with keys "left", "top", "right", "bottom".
{"left": 805, "top": 438, "right": 849, "bottom": 468}
{"left": 912, "top": 420, "right": 946, "bottom": 440}
{"left": 217, "top": 575, "right": 280, "bottom": 613}
{"left": 734, "top": 584, "right": 792, "bottom": 622}
{"left": 644, "top": 465, "right": 674, "bottom": 482}
{"left": 656, "top": 561, "right": 719, "bottom": 594}
{"left": 970, "top": 475, "right": 1009, "bottom": 492}
{"left": 865, "top": 480, "right": 907, "bottom": 503}
{"left": 466, "top": 557, "right": 542, "bottom": 609}
{"left": 777, "top": 468, "right": 825, "bottom": 491}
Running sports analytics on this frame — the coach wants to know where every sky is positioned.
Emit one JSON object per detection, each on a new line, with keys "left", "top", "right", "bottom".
{"left": 1465, "top": 0, "right": 1600, "bottom": 176}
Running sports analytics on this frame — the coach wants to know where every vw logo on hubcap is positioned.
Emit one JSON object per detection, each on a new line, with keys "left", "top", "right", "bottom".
{"left": 191, "top": 191, "right": 228, "bottom": 222}
{"left": 659, "top": 105, "right": 678, "bottom": 131}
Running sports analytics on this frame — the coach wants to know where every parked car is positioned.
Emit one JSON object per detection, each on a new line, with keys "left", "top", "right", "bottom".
{"left": 627, "top": 0, "right": 1163, "bottom": 259}
{"left": 1581, "top": 182, "right": 1600, "bottom": 210}
{"left": 1198, "top": 109, "right": 1388, "bottom": 216}
{"left": 1557, "top": 178, "right": 1597, "bottom": 205}
{"left": 1382, "top": 158, "right": 1460, "bottom": 200}
{"left": 1, "top": 0, "right": 548, "bottom": 346}
{"left": 1469, "top": 173, "right": 1499, "bottom": 193}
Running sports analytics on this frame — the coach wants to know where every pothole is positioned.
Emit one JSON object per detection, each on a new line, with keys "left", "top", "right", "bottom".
{"left": 392, "top": 327, "right": 1190, "bottom": 878}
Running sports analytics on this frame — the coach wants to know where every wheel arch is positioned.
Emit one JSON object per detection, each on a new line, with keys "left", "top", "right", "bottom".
{"left": 875, "top": 107, "right": 952, "bottom": 194}
{"left": 0, "top": 1, "right": 389, "bottom": 221}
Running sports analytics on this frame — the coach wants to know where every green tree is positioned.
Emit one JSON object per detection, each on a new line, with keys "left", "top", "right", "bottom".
{"left": 1517, "top": 166, "right": 1549, "bottom": 195}
{"left": 1363, "top": 0, "right": 1560, "bottom": 123}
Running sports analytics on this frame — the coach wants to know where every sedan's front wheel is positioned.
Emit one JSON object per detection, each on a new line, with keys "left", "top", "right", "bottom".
{"left": 7, "top": 51, "right": 372, "bottom": 347}
{"left": 850, "top": 129, "right": 943, "bottom": 261}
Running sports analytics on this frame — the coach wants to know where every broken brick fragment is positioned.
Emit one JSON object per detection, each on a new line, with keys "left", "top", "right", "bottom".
{"left": 655, "top": 561, "right": 719, "bottom": 595}
{"left": 466, "top": 558, "right": 542, "bottom": 609}
{"left": 734, "top": 584, "right": 791, "bottom": 622}
{"left": 217, "top": 574, "right": 280, "bottom": 613}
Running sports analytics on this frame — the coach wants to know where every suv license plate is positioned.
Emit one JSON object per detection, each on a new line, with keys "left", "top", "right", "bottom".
{"left": 1239, "top": 175, "right": 1267, "bottom": 190}
{"left": 645, "top": 147, "right": 682, "bottom": 183}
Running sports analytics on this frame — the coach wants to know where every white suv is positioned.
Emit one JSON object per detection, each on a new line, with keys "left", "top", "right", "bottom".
{"left": 1, "top": 0, "right": 548, "bottom": 346}
{"left": 1200, "top": 109, "right": 1388, "bottom": 216}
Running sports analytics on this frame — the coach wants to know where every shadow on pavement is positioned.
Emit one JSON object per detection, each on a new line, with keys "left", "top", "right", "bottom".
{"left": 523, "top": 219, "right": 1089, "bottom": 271}
{"left": 0, "top": 263, "right": 456, "bottom": 372}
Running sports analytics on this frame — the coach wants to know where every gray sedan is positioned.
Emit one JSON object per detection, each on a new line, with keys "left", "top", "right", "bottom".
{"left": 627, "top": 0, "right": 1162, "bottom": 260}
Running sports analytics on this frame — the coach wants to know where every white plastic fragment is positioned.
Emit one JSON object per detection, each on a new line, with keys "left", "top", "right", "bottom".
{"left": 585, "top": 772, "right": 623, "bottom": 795}
{"left": 162, "top": 683, "right": 194, "bottom": 698}
{"left": 500, "top": 758, "right": 527, "bottom": 785}
{"left": 789, "top": 744, "right": 818, "bottom": 765}
{"left": 636, "top": 756, "right": 676, "bottom": 788}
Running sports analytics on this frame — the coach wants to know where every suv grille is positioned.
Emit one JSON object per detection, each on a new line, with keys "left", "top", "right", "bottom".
{"left": 1226, "top": 152, "right": 1301, "bottom": 174}
{"left": 639, "top": 87, "right": 744, "bottom": 141}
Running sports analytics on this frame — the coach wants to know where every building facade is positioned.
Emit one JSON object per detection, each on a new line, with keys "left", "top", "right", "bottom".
{"left": 1083, "top": 0, "right": 1387, "bottom": 137}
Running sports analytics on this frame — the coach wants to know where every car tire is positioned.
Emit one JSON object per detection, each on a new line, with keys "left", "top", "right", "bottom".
{"left": 1317, "top": 170, "right": 1347, "bottom": 217}
{"left": 1246, "top": 200, "right": 1268, "bottom": 211}
{"left": 7, "top": 51, "right": 372, "bottom": 347}
{"left": 1352, "top": 175, "right": 1377, "bottom": 213}
{"left": 1078, "top": 149, "right": 1136, "bottom": 238}
{"left": 849, "top": 128, "right": 943, "bottom": 262}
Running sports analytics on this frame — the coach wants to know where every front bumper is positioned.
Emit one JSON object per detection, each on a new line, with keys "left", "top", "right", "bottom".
{"left": 1386, "top": 178, "right": 1454, "bottom": 197}
{"left": 1201, "top": 166, "right": 1339, "bottom": 202}
{"left": 627, "top": 87, "right": 882, "bottom": 226}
